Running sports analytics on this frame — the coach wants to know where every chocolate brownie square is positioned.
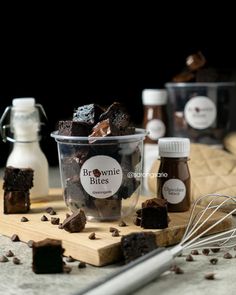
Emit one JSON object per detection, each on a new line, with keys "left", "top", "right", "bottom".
{"left": 73, "top": 104, "right": 104, "bottom": 125}
{"left": 58, "top": 120, "right": 90, "bottom": 136}
{"left": 121, "top": 232, "right": 157, "bottom": 264}
{"left": 3, "top": 166, "right": 33, "bottom": 191}
{"left": 4, "top": 191, "right": 30, "bottom": 214}
{"left": 32, "top": 239, "right": 64, "bottom": 274}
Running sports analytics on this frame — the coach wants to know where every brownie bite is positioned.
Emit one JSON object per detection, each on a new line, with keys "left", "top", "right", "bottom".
{"left": 3, "top": 166, "right": 33, "bottom": 191}
{"left": 121, "top": 232, "right": 157, "bottom": 264}
{"left": 73, "top": 104, "right": 104, "bottom": 126}
{"left": 58, "top": 120, "right": 90, "bottom": 136}
{"left": 4, "top": 191, "right": 30, "bottom": 214}
{"left": 32, "top": 239, "right": 64, "bottom": 274}
{"left": 3, "top": 166, "right": 33, "bottom": 214}
{"left": 140, "top": 198, "right": 168, "bottom": 229}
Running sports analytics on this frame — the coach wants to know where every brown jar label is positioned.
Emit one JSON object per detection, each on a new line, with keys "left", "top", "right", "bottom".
{"left": 162, "top": 179, "right": 186, "bottom": 204}
{"left": 80, "top": 156, "right": 123, "bottom": 199}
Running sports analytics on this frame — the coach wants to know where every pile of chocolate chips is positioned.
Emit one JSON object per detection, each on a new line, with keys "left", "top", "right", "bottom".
{"left": 57, "top": 102, "right": 140, "bottom": 220}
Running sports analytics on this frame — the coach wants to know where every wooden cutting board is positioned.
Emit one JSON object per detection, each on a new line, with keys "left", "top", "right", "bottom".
{"left": 0, "top": 188, "right": 233, "bottom": 266}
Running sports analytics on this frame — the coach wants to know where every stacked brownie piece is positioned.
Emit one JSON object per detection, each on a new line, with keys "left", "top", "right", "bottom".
{"left": 3, "top": 166, "right": 34, "bottom": 214}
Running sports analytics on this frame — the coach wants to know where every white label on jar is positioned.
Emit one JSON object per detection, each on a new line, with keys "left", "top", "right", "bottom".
{"left": 184, "top": 96, "right": 216, "bottom": 130}
{"left": 162, "top": 179, "right": 186, "bottom": 204}
{"left": 146, "top": 119, "right": 166, "bottom": 140}
{"left": 80, "top": 155, "right": 123, "bottom": 199}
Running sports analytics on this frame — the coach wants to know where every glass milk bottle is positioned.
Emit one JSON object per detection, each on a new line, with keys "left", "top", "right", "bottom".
{"left": 0, "top": 98, "right": 49, "bottom": 202}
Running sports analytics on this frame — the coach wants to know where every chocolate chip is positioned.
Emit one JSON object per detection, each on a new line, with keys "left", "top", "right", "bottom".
{"left": 66, "top": 213, "right": 70, "bottom": 219}
{"left": 13, "top": 257, "right": 20, "bottom": 265}
{"left": 170, "top": 265, "right": 177, "bottom": 272}
{"left": 6, "top": 250, "right": 14, "bottom": 257}
{"left": 112, "top": 230, "right": 120, "bottom": 237}
{"left": 45, "top": 207, "right": 53, "bottom": 213}
{"left": 11, "top": 234, "right": 20, "bottom": 242}
{"left": 21, "top": 216, "right": 29, "bottom": 222}
{"left": 58, "top": 223, "right": 63, "bottom": 229}
{"left": 204, "top": 273, "right": 215, "bottom": 280}
{"left": 78, "top": 261, "right": 86, "bottom": 268}
{"left": 136, "top": 209, "right": 142, "bottom": 217}
{"left": 27, "top": 240, "right": 34, "bottom": 248}
{"left": 210, "top": 258, "right": 218, "bottom": 265}
{"left": 88, "top": 232, "right": 96, "bottom": 240}
{"left": 0, "top": 255, "right": 9, "bottom": 262}
{"left": 211, "top": 246, "right": 220, "bottom": 253}
{"left": 109, "top": 227, "right": 118, "bottom": 233}
{"left": 186, "top": 254, "right": 194, "bottom": 262}
{"left": 49, "top": 209, "right": 57, "bottom": 215}
{"left": 63, "top": 265, "right": 72, "bottom": 273}
{"left": 51, "top": 217, "right": 60, "bottom": 225}
{"left": 41, "top": 215, "right": 48, "bottom": 221}
{"left": 175, "top": 266, "right": 184, "bottom": 274}
{"left": 191, "top": 250, "right": 199, "bottom": 255}
{"left": 202, "top": 249, "right": 210, "bottom": 256}
{"left": 66, "top": 256, "right": 76, "bottom": 262}
{"left": 223, "top": 252, "right": 232, "bottom": 259}
{"left": 118, "top": 220, "right": 127, "bottom": 227}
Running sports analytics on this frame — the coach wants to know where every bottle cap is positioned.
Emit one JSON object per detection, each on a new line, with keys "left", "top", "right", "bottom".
{"left": 12, "top": 98, "right": 35, "bottom": 111}
{"left": 142, "top": 89, "right": 167, "bottom": 106}
{"left": 159, "top": 137, "right": 190, "bottom": 158}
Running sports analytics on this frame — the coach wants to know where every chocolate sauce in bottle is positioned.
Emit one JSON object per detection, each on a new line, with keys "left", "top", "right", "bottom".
{"left": 142, "top": 89, "right": 168, "bottom": 144}
{"left": 157, "top": 138, "right": 191, "bottom": 212}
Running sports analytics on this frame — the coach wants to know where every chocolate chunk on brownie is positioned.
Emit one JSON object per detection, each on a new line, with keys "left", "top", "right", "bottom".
{"left": 62, "top": 209, "right": 86, "bottom": 233}
{"left": 32, "top": 239, "right": 64, "bottom": 274}
{"left": 3, "top": 166, "right": 33, "bottom": 191}
{"left": 4, "top": 191, "right": 30, "bottom": 214}
{"left": 121, "top": 232, "right": 157, "bottom": 264}
{"left": 73, "top": 104, "right": 104, "bottom": 126}
{"left": 58, "top": 120, "right": 91, "bottom": 136}
{"left": 141, "top": 198, "right": 168, "bottom": 229}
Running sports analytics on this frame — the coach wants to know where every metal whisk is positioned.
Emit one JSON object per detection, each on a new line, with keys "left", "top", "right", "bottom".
{"left": 77, "top": 195, "right": 236, "bottom": 295}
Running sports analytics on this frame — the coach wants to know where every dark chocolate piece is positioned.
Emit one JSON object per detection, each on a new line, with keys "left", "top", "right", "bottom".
{"left": 21, "top": 216, "right": 29, "bottom": 222}
{"left": 223, "top": 252, "right": 232, "bottom": 259}
{"left": 186, "top": 254, "right": 194, "bottom": 262}
{"left": 78, "top": 261, "right": 86, "bottom": 268}
{"left": 133, "top": 217, "right": 141, "bottom": 226}
{"left": 121, "top": 232, "right": 157, "bottom": 264}
{"left": 66, "top": 213, "right": 71, "bottom": 219}
{"left": 112, "top": 230, "right": 120, "bottom": 237}
{"left": 4, "top": 191, "right": 30, "bottom": 214}
{"left": 191, "top": 250, "right": 199, "bottom": 255}
{"left": 66, "top": 255, "right": 76, "bottom": 262}
{"left": 211, "top": 247, "right": 220, "bottom": 253}
{"left": 0, "top": 255, "right": 9, "bottom": 262}
{"left": 49, "top": 209, "right": 56, "bottom": 215}
{"left": 88, "top": 232, "right": 96, "bottom": 240}
{"left": 204, "top": 273, "right": 215, "bottom": 280}
{"left": 3, "top": 166, "right": 33, "bottom": 191}
{"left": 41, "top": 215, "right": 48, "bottom": 221}
{"left": 11, "top": 234, "right": 20, "bottom": 242}
{"left": 62, "top": 209, "right": 86, "bottom": 233}
{"left": 140, "top": 198, "right": 168, "bottom": 229}
{"left": 202, "top": 249, "right": 210, "bottom": 256}
{"left": 45, "top": 207, "right": 53, "bottom": 213}
{"left": 27, "top": 240, "right": 34, "bottom": 248}
{"left": 210, "top": 258, "right": 218, "bottom": 265}
{"left": 118, "top": 220, "right": 127, "bottom": 227}
{"left": 73, "top": 104, "right": 104, "bottom": 125}
{"left": 13, "top": 257, "right": 21, "bottom": 265}
{"left": 58, "top": 120, "right": 90, "bottom": 136}
{"left": 6, "top": 250, "right": 14, "bottom": 257}
{"left": 186, "top": 51, "right": 206, "bottom": 71}
{"left": 175, "top": 266, "right": 184, "bottom": 274}
{"left": 109, "top": 227, "right": 118, "bottom": 233}
{"left": 32, "top": 238, "right": 64, "bottom": 274}
{"left": 51, "top": 217, "right": 60, "bottom": 225}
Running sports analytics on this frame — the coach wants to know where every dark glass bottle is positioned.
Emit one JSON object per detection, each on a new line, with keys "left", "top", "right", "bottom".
{"left": 157, "top": 138, "right": 191, "bottom": 212}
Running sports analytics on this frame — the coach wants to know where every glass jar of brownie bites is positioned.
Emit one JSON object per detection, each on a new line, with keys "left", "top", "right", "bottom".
{"left": 51, "top": 102, "right": 147, "bottom": 221}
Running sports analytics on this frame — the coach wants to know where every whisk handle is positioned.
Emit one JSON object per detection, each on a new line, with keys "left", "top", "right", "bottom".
{"left": 77, "top": 248, "right": 173, "bottom": 295}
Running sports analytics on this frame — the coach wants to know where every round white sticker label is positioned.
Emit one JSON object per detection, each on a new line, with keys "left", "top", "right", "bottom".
{"left": 184, "top": 96, "right": 216, "bottom": 129}
{"left": 162, "top": 179, "right": 186, "bottom": 204}
{"left": 146, "top": 119, "right": 166, "bottom": 140}
{"left": 80, "top": 155, "right": 123, "bottom": 199}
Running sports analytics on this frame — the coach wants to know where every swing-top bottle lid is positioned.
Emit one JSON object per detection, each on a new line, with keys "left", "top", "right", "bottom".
{"left": 12, "top": 98, "right": 35, "bottom": 111}
{"left": 159, "top": 137, "right": 190, "bottom": 158}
